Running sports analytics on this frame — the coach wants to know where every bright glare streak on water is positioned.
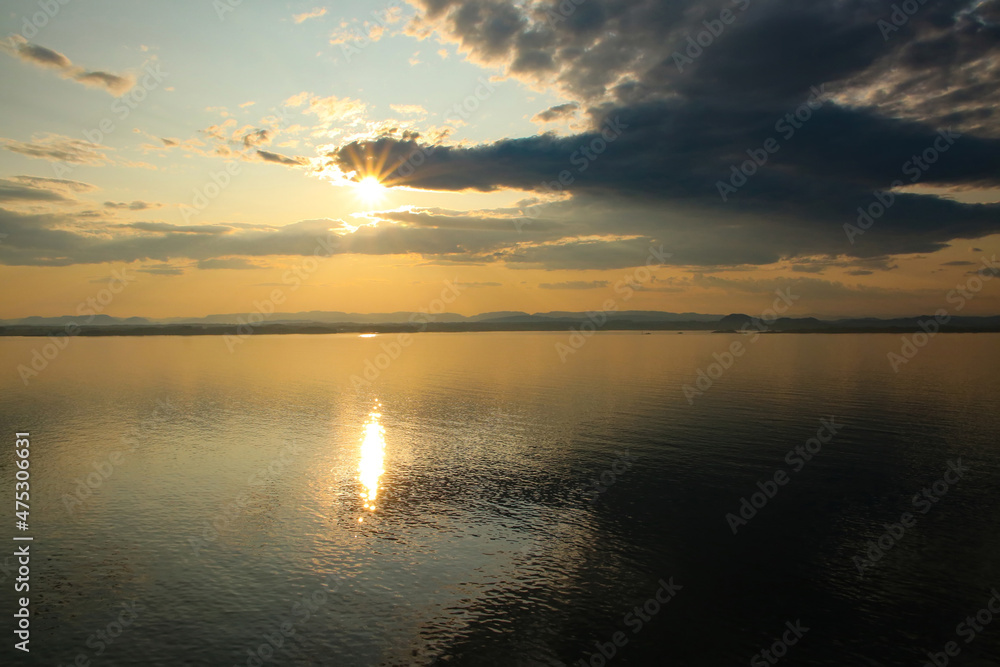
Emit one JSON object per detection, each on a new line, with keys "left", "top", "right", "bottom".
{"left": 358, "top": 402, "right": 385, "bottom": 516}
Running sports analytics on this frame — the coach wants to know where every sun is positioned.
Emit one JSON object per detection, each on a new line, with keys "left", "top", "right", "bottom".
{"left": 355, "top": 175, "right": 386, "bottom": 206}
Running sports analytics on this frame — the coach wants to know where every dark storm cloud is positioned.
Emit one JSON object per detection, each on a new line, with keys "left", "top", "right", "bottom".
{"left": 325, "top": 103, "right": 1000, "bottom": 260}
{"left": 411, "top": 0, "right": 1000, "bottom": 125}
{"left": 412, "top": 0, "right": 884, "bottom": 102}
{"left": 314, "top": 0, "right": 1000, "bottom": 265}
{"left": 334, "top": 104, "right": 1000, "bottom": 195}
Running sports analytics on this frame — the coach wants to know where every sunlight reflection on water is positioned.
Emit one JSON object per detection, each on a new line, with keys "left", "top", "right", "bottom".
{"left": 358, "top": 401, "right": 385, "bottom": 520}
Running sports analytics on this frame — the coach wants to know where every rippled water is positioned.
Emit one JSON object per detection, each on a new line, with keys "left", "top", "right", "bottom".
{"left": 1, "top": 332, "right": 999, "bottom": 666}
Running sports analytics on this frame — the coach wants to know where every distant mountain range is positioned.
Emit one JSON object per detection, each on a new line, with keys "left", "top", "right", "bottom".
{"left": 0, "top": 310, "right": 724, "bottom": 326}
{"left": 2, "top": 310, "right": 1000, "bottom": 334}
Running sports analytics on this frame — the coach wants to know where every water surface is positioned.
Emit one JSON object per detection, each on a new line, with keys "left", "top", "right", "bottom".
{"left": 1, "top": 332, "right": 999, "bottom": 665}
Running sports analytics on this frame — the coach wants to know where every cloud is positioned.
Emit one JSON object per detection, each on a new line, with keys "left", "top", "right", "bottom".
{"left": 240, "top": 128, "right": 270, "bottom": 148}
{"left": 192, "top": 119, "right": 290, "bottom": 160}
{"left": 0, "top": 196, "right": 984, "bottom": 280}
{"left": 407, "top": 0, "right": 1000, "bottom": 136}
{"left": 330, "top": 22, "right": 385, "bottom": 45}
{"left": 284, "top": 91, "right": 311, "bottom": 108}
{"left": 104, "top": 201, "right": 163, "bottom": 211}
{"left": 121, "top": 222, "right": 231, "bottom": 234}
{"left": 293, "top": 7, "right": 327, "bottom": 23}
{"left": 328, "top": 4, "right": 406, "bottom": 46}
{"left": 74, "top": 70, "right": 133, "bottom": 94}
{"left": 9, "top": 176, "right": 96, "bottom": 193}
{"left": 1, "top": 133, "right": 113, "bottom": 165}
{"left": 138, "top": 263, "right": 185, "bottom": 275}
{"left": 0, "top": 210, "right": 343, "bottom": 267}
{"left": 304, "top": 94, "right": 367, "bottom": 126}
{"left": 197, "top": 258, "right": 263, "bottom": 270}
{"left": 0, "top": 201, "right": 592, "bottom": 269}
{"left": 0, "top": 175, "right": 98, "bottom": 206}
{"left": 3, "top": 36, "right": 135, "bottom": 95}
{"left": 257, "top": 150, "right": 308, "bottom": 166}
{"left": 390, "top": 104, "right": 427, "bottom": 116}
{"left": 14, "top": 41, "right": 72, "bottom": 68}
{"left": 539, "top": 280, "right": 610, "bottom": 289}
{"left": 792, "top": 264, "right": 826, "bottom": 274}
{"left": 321, "top": 99, "right": 1000, "bottom": 264}
{"left": 3, "top": 0, "right": 998, "bottom": 279}
{"left": 532, "top": 102, "right": 579, "bottom": 123}
{"left": 315, "top": 0, "right": 990, "bottom": 272}
{"left": 1, "top": 0, "right": 998, "bottom": 318}
{"left": 0, "top": 178, "right": 77, "bottom": 205}
{"left": 682, "top": 273, "right": 998, "bottom": 315}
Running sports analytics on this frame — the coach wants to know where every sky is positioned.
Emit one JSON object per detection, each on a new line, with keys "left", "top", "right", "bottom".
{"left": 1, "top": 0, "right": 999, "bottom": 319}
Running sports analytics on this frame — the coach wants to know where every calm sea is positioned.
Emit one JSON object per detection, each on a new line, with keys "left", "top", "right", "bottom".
{"left": 1, "top": 332, "right": 999, "bottom": 666}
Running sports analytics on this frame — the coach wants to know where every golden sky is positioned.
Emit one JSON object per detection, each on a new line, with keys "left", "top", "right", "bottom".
{"left": 2, "top": 0, "right": 999, "bottom": 320}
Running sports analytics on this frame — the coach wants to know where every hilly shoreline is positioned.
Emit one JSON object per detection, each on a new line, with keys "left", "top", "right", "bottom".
{"left": 2, "top": 311, "right": 999, "bottom": 336}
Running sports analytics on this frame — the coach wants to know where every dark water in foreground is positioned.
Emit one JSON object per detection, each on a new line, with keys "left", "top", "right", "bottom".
{"left": 1, "top": 332, "right": 999, "bottom": 666}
